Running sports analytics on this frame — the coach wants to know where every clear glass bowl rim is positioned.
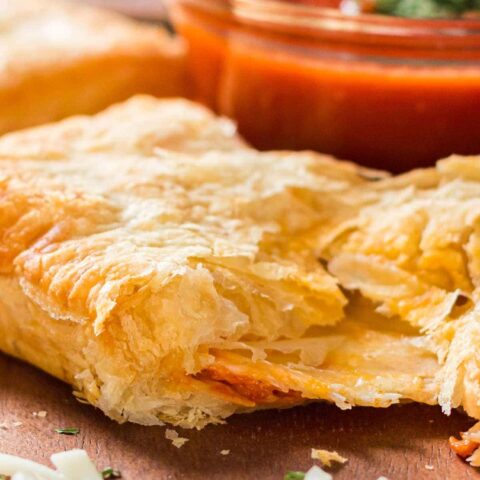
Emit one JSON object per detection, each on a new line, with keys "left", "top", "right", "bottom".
{"left": 171, "top": 0, "right": 480, "bottom": 44}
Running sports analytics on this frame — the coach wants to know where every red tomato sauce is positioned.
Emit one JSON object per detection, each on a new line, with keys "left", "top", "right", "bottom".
{"left": 172, "top": 1, "right": 480, "bottom": 172}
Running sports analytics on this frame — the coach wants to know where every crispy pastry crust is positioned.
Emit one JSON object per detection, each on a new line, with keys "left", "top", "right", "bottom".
{"left": 0, "top": 95, "right": 388, "bottom": 427}
{"left": 0, "top": 0, "right": 185, "bottom": 134}
{"left": 0, "top": 95, "right": 478, "bottom": 428}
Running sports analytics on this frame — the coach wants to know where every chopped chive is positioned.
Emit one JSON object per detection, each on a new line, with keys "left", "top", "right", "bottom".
{"left": 284, "top": 472, "right": 306, "bottom": 480}
{"left": 54, "top": 427, "right": 80, "bottom": 435}
{"left": 101, "top": 467, "right": 122, "bottom": 479}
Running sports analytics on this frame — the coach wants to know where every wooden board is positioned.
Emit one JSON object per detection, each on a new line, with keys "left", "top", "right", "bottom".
{"left": 1, "top": 4, "right": 479, "bottom": 478}
{"left": 0, "top": 353, "right": 479, "bottom": 480}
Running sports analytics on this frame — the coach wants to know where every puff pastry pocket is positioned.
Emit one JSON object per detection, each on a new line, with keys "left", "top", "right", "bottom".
{"left": 0, "top": 0, "right": 186, "bottom": 135}
{"left": 0, "top": 96, "right": 379, "bottom": 427}
{"left": 0, "top": 96, "right": 470, "bottom": 429}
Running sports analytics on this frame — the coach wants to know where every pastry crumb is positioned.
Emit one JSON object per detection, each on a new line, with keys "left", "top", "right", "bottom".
{"left": 172, "top": 437, "right": 189, "bottom": 448}
{"left": 165, "top": 428, "right": 189, "bottom": 448}
{"left": 425, "top": 464, "right": 434, "bottom": 470}
{"left": 220, "top": 449, "right": 230, "bottom": 455}
{"left": 311, "top": 448, "right": 347, "bottom": 467}
{"left": 165, "top": 428, "right": 178, "bottom": 441}
{"left": 450, "top": 422, "right": 480, "bottom": 465}
{"left": 33, "top": 410, "right": 47, "bottom": 418}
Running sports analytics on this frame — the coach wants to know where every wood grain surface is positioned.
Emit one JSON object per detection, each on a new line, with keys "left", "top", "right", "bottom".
{"left": 0, "top": 353, "right": 479, "bottom": 480}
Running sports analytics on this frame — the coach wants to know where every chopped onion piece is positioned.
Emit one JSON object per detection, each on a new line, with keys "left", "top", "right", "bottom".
{"left": 304, "top": 465, "right": 333, "bottom": 480}
{"left": 0, "top": 449, "right": 103, "bottom": 480}
{"left": 0, "top": 453, "right": 62, "bottom": 479}
{"left": 12, "top": 474, "right": 38, "bottom": 480}
{"left": 51, "top": 450, "right": 102, "bottom": 480}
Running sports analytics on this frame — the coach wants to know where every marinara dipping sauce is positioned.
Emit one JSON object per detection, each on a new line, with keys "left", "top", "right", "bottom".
{"left": 170, "top": 0, "right": 480, "bottom": 172}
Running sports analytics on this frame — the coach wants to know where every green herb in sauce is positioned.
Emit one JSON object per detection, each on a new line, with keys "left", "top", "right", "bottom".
{"left": 373, "top": 0, "right": 480, "bottom": 18}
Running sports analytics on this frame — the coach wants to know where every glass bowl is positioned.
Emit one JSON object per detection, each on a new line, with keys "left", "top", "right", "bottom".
{"left": 170, "top": 0, "right": 480, "bottom": 172}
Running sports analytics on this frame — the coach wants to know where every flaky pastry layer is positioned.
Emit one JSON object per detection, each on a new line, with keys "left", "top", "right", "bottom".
{"left": 0, "top": 95, "right": 479, "bottom": 428}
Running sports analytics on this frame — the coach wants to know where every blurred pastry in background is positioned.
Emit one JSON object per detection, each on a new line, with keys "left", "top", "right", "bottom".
{"left": 0, "top": 0, "right": 185, "bottom": 135}
{"left": 80, "top": 0, "right": 167, "bottom": 21}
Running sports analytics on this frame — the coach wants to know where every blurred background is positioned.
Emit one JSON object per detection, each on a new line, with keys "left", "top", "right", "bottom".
{"left": 81, "top": 0, "right": 166, "bottom": 20}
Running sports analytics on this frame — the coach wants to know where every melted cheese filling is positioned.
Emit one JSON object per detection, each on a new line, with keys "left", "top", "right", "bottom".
{"left": 199, "top": 297, "right": 440, "bottom": 409}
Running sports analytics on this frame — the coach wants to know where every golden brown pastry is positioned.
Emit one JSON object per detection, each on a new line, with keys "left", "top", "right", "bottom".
{"left": 0, "top": 95, "right": 476, "bottom": 429}
{"left": 0, "top": 0, "right": 185, "bottom": 135}
{"left": 324, "top": 157, "right": 480, "bottom": 421}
